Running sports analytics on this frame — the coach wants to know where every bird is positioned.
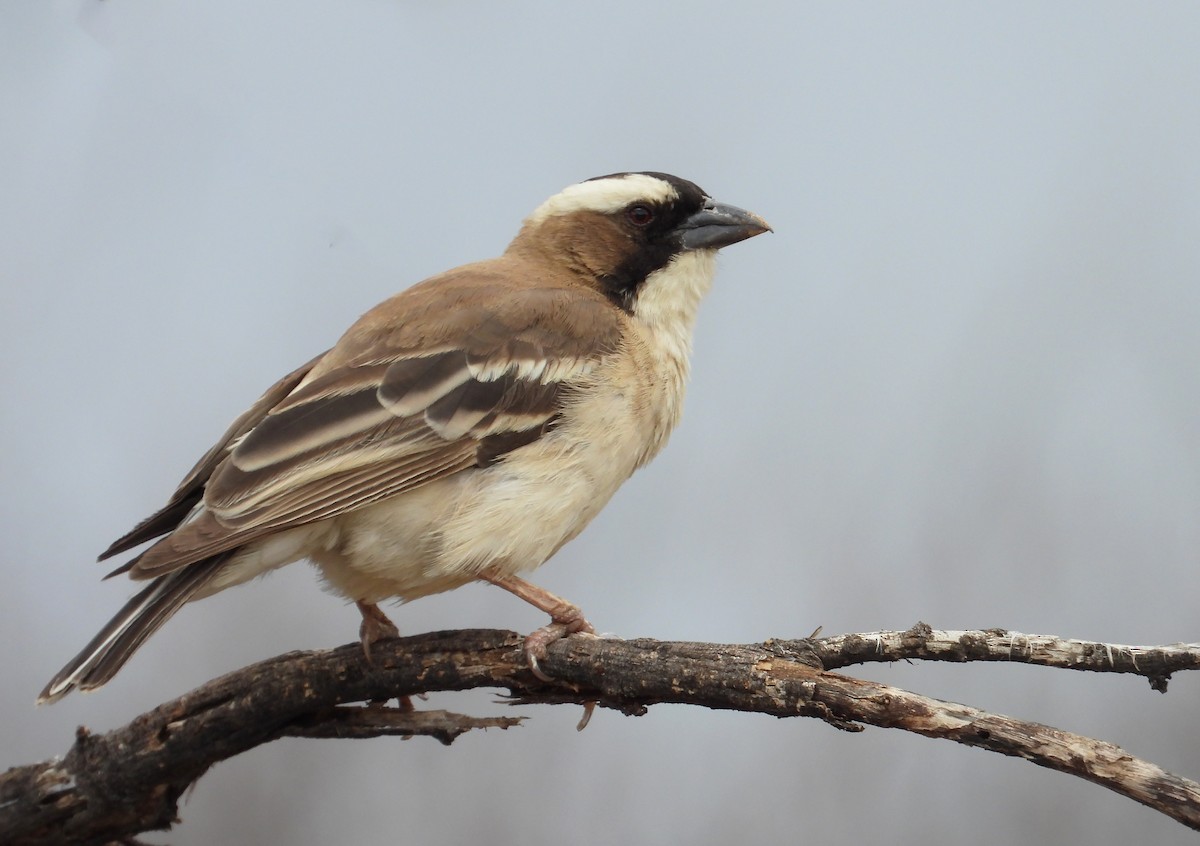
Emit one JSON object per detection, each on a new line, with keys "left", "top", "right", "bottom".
{"left": 39, "top": 171, "right": 770, "bottom": 704}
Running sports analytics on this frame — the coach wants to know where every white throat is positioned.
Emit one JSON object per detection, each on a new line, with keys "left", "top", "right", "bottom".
{"left": 632, "top": 249, "right": 717, "bottom": 340}
{"left": 626, "top": 249, "right": 718, "bottom": 465}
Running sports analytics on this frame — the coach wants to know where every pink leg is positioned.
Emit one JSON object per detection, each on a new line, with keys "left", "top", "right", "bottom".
{"left": 356, "top": 600, "right": 400, "bottom": 664}
{"left": 356, "top": 601, "right": 419, "bottom": 711}
{"left": 478, "top": 573, "right": 595, "bottom": 682}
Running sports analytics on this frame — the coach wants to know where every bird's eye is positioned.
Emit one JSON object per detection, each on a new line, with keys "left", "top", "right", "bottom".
{"left": 625, "top": 204, "right": 655, "bottom": 227}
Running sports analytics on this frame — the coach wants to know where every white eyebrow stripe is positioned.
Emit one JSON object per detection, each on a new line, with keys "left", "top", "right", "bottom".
{"left": 524, "top": 173, "right": 680, "bottom": 226}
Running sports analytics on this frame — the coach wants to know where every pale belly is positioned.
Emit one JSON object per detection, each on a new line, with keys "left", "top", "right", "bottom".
{"left": 308, "top": 383, "right": 654, "bottom": 603}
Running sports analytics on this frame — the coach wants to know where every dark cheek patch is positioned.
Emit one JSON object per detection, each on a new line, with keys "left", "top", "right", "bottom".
{"left": 598, "top": 242, "right": 677, "bottom": 313}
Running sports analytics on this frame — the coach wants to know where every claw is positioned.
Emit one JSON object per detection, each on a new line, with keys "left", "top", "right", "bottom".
{"left": 576, "top": 701, "right": 596, "bottom": 731}
{"left": 356, "top": 600, "right": 400, "bottom": 664}
{"left": 477, "top": 572, "right": 602, "bottom": 728}
{"left": 528, "top": 653, "right": 552, "bottom": 683}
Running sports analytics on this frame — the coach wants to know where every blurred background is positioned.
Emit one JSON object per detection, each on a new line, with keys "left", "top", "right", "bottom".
{"left": 4, "top": 2, "right": 1200, "bottom": 844}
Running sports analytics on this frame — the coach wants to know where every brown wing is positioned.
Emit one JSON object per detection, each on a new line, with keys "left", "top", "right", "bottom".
{"left": 122, "top": 281, "right": 622, "bottom": 579}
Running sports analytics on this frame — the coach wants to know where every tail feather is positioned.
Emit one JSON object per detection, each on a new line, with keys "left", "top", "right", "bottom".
{"left": 38, "top": 555, "right": 229, "bottom": 704}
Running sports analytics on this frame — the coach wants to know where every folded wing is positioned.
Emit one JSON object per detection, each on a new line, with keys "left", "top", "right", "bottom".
{"left": 117, "top": 285, "right": 621, "bottom": 579}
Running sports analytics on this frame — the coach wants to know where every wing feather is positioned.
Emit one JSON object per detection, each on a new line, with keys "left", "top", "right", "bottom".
{"left": 118, "top": 281, "right": 623, "bottom": 579}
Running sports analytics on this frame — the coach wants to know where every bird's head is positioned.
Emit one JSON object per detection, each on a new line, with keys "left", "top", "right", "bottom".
{"left": 509, "top": 172, "right": 770, "bottom": 321}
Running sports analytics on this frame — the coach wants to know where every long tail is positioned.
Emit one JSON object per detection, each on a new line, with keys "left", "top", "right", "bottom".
{"left": 38, "top": 555, "right": 229, "bottom": 704}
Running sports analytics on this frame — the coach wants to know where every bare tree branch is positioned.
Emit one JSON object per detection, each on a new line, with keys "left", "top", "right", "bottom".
{"left": 3, "top": 625, "right": 1199, "bottom": 845}
{"left": 805, "top": 623, "right": 1200, "bottom": 691}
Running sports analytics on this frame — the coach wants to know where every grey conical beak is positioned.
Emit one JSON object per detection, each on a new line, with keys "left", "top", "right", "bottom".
{"left": 675, "top": 200, "right": 772, "bottom": 251}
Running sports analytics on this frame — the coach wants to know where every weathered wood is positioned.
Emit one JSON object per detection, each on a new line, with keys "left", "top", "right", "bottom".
{"left": 3, "top": 627, "right": 1199, "bottom": 844}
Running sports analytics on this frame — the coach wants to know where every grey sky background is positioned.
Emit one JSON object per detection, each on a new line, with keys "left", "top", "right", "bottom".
{"left": 4, "top": 3, "right": 1200, "bottom": 844}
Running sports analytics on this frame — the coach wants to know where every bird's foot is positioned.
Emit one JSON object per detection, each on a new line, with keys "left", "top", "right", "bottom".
{"left": 522, "top": 606, "right": 595, "bottom": 682}
{"left": 477, "top": 572, "right": 598, "bottom": 729}
{"left": 525, "top": 612, "right": 598, "bottom": 731}
{"left": 476, "top": 572, "right": 595, "bottom": 678}
{"left": 356, "top": 601, "right": 417, "bottom": 710}
{"left": 356, "top": 600, "right": 400, "bottom": 664}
